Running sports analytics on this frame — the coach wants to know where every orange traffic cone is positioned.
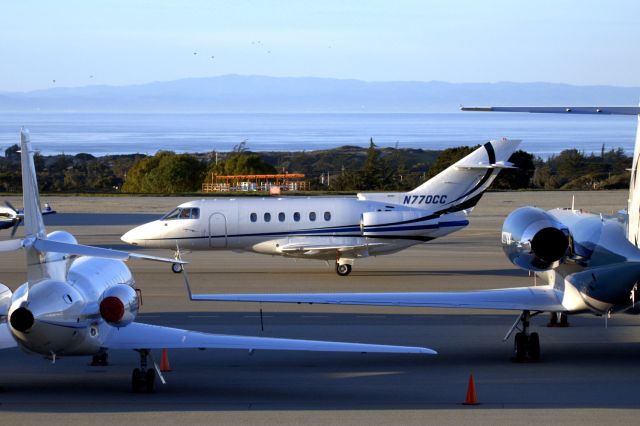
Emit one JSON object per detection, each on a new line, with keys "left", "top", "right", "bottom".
{"left": 463, "top": 374, "right": 479, "bottom": 405}
{"left": 160, "top": 348, "right": 172, "bottom": 372}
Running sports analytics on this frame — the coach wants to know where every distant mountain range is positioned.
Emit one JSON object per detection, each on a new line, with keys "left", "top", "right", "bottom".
{"left": 1, "top": 75, "right": 638, "bottom": 112}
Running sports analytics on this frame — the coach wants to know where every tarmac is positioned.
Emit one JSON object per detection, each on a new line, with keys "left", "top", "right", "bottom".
{"left": 0, "top": 190, "right": 639, "bottom": 425}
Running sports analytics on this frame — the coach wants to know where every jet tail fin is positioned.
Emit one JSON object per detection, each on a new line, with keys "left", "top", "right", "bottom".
{"left": 405, "top": 138, "right": 520, "bottom": 211}
{"left": 20, "top": 129, "right": 46, "bottom": 239}
{"left": 20, "top": 129, "right": 50, "bottom": 283}
{"left": 462, "top": 106, "right": 640, "bottom": 247}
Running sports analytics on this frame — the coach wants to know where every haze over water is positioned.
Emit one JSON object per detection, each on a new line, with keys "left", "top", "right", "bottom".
{"left": 0, "top": 112, "right": 634, "bottom": 157}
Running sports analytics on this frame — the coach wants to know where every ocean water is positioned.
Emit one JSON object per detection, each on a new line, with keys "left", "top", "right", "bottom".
{"left": 0, "top": 112, "right": 635, "bottom": 157}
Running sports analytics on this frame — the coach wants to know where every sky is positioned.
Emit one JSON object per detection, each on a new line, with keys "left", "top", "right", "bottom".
{"left": 1, "top": 0, "right": 639, "bottom": 91}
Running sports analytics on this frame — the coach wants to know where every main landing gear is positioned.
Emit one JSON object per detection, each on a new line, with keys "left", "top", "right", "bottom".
{"left": 336, "top": 263, "right": 352, "bottom": 276}
{"left": 131, "top": 349, "right": 156, "bottom": 393}
{"left": 90, "top": 351, "right": 108, "bottom": 366}
{"left": 505, "top": 310, "right": 541, "bottom": 362}
{"left": 547, "top": 312, "right": 569, "bottom": 327}
{"left": 335, "top": 258, "right": 354, "bottom": 276}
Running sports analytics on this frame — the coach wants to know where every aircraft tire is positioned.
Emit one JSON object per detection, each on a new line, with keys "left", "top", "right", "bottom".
{"left": 131, "top": 368, "right": 142, "bottom": 393}
{"left": 514, "top": 332, "right": 527, "bottom": 361}
{"left": 145, "top": 369, "right": 156, "bottom": 393}
{"left": 336, "top": 263, "right": 352, "bottom": 276}
{"left": 528, "top": 332, "right": 540, "bottom": 361}
{"left": 171, "top": 263, "right": 183, "bottom": 274}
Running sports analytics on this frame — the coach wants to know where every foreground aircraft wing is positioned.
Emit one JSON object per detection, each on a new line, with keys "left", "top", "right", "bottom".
{"left": 190, "top": 285, "right": 567, "bottom": 312}
{"left": 460, "top": 106, "right": 640, "bottom": 115}
{"left": 103, "top": 322, "right": 436, "bottom": 354}
{"left": 32, "top": 239, "right": 187, "bottom": 264}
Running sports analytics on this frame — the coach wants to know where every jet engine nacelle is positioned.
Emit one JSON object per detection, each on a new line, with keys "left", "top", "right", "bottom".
{"left": 99, "top": 285, "right": 138, "bottom": 327}
{"left": 501, "top": 207, "right": 571, "bottom": 271}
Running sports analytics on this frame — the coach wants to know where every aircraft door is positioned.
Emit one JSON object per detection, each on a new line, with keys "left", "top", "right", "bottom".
{"left": 208, "top": 213, "right": 227, "bottom": 248}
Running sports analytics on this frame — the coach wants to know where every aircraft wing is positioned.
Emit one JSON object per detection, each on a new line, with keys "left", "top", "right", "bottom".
{"left": 103, "top": 322, "right": 436, "bottom": 354}
{"left": 32, "top": 239, "right": 187, "bottom": 264}
{"left": 0, "top": 324, "right": 17, "bottom": 349}
{"left": 461, "top": 106, "right": 640, "bottom": 115}
{"left": 190, "top": 285, "right": 567, "bottom": 312}
{"left": 279, "top": 242, "right": 385, "bottom": 255}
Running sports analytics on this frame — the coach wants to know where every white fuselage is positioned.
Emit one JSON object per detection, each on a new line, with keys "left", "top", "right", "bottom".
{"left": 534, "top": 208, "right": 640, "bottom": 315}
{"left": 121, "top": 197, "right": 470, "bottom": 260}
{"left": 7, "top": 231, "right": 137, "bottom": 356}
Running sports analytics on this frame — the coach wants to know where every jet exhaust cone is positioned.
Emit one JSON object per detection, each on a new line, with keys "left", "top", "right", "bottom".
{"left": 531, "top": 227, "right": 569, "bottom": 263}
{"left": 100, "top": 296, "right": 125, "bottom": 323}
{"left": 10, "top": 307, "right": 34, "bottom": 332}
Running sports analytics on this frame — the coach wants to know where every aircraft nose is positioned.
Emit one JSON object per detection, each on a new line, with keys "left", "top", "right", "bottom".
{"left": 121, "top": 225, "right": 145, "bottom": 246}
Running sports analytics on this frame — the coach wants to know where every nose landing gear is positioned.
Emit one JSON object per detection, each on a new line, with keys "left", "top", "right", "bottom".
{"left": 171, "top": 244, "right": 185, "bottom": 273}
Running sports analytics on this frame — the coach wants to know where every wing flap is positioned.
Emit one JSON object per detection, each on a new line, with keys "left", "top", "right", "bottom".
{"left": 280, "top": 242, "right": 385, "bottom": 254}
{"left": 103, "top": 322, "right": 435, "bottom": 354}
{"left": 191, "top": 285, "right": 566, "bottom": 312}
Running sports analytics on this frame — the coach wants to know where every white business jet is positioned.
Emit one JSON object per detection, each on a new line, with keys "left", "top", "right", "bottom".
{"left": 122, "top": 138, "right": 520, "bottom": 275}
{"left": 0, "top": 129, "right": 434, "bottom": 392}
{"left": 0, "top": 200, "right": 55, "bottom": 235}
{"left": 185, "top": 106, "right": 640, "bottom": 362}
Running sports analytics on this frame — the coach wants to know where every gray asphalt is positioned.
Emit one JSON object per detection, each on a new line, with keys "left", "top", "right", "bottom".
{"left": 0, "top": 191, "right": 638, "bottom": 425}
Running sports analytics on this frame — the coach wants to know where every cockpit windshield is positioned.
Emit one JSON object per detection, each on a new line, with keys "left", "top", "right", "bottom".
{"left": 161, "top": 207, "right": 200, "bottom": 221}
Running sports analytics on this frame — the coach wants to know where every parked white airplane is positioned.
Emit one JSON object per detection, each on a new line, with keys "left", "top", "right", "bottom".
{"left": 188, "top": 106, "right": 640, "bottom": 362}
{"left": 121, "top": 138, "right": 520, "bottom": 275}
{"left": 0, "top": 200, "right": 55, "bottom": 235}
{"left": 0, "top": 129, "right": 434, "bottom": 392}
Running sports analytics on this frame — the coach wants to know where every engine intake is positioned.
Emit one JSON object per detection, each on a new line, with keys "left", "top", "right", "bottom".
{"left": 99, "top": 285, "right": 138, "bottom": 327}
{"left": 502, "top": 207, "right": 570, "bottom": 271}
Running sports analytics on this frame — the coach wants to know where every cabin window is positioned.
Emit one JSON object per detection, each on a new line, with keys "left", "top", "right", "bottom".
{"left": 264, "top": 212, "right": 271, "bottom": 222}
{"left": 324, "top": 211, "right": 331, "bottom": 221}
{"left": 309, "top": 212, "right": 316, "bottom": 221}
{"left": 278, "top": 212, "right": 285, "bottom": 222}
{"left": 293, "top": 212, "right": 300, "bottom": 222}
{"left": 250, "top": 213, "right": 257, "bottom": 222}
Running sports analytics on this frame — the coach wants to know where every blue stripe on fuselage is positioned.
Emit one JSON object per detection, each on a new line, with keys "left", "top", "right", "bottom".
{"left": 140, "top": 220, "right": 469, "bottom": 242}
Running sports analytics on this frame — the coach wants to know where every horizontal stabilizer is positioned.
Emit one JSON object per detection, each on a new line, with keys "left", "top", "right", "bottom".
{"left": 461, "top": 106, "right": 640, "bottom": 116}
{"left": 192, "top": 285, "right": 566, "bottom": 312}
{"left": 456, "top": 161, "right": 516, "bottom": 170}
{"left": 104, "top": 322, "right": 436, "bottom": 354}
{"left": 0, "top": 239, "right": 23, "bottom": 252}
{"left": 32, "top": 239, "right": 186, "bottom": 264}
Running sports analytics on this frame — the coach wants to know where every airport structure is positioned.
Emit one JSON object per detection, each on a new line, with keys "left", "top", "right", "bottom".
{"left": 202, "top": 173, "right": 309, "bottom": 193}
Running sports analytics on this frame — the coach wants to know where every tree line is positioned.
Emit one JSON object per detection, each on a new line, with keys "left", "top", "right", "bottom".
{"left": 0, "top": 141, "right": 631, "bottom": 193}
